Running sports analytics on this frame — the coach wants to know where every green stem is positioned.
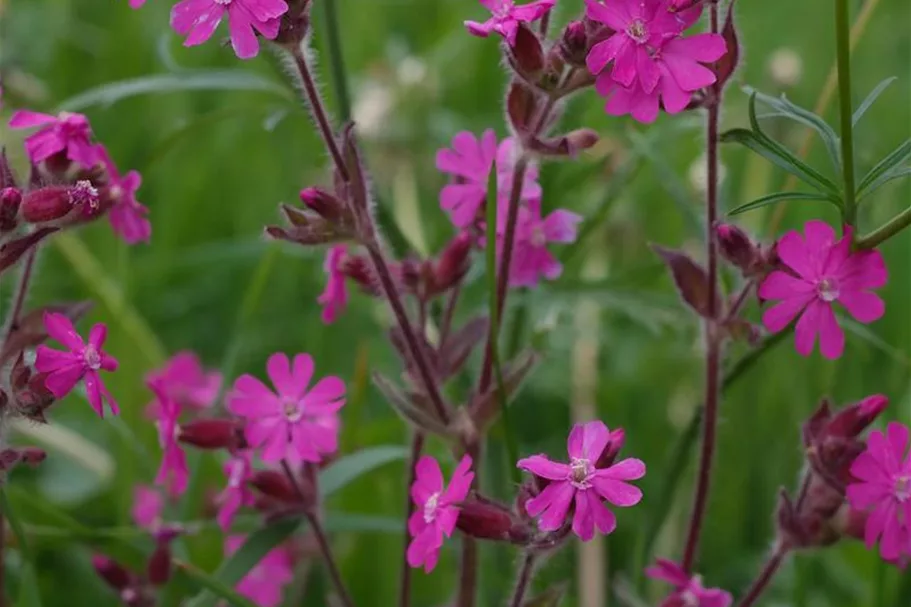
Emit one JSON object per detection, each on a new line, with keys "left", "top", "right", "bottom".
{"left": 856, "top": 205, "right": 911, "bottom": 249}
{"left": 835, "top": 0, "right": 857, "bottom": 226}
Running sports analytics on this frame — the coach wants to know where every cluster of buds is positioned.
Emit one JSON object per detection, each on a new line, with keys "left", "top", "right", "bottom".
{"left": 775, "top": 395, "right": 887, "bottom": 551}
{"left": 715, "top": 223, "right": 781, "bottom": 282}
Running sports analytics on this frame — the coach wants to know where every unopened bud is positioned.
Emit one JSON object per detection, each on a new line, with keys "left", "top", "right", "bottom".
{"left": 0, "top": 187, "right": 21, "bottom": 231}
{"left": 559, "top": 21, "right": 588, "bottom": 67}
{"left": 433, "top": 232, "right": 473, "bottom": 292}
{"left": 21, "top": 181, "right": 99, "bottom": 223}
{"left": 715, "top": 223, "right": 760, "bottom": 274}
{"left": 342, "top": 256, "right": 381, "bottom": 296}
{"left": 250, "top": 470, "right": 301, "bottom": 504}
{"left": 595, "top": 428, "right": 626, "bottom": 469}
{"left": 508, "top": 25, "right": 545, "bottom": 81}
{"left": 827, "top": 394, "right": 888, "bottom": 439}
{"left": 456, "top": 499, "right": 532, "bottom": 544}
{"left": 300, "top": 187, "right": 345, "bottom": 223}
{"left": 147, "top": 540, "right": 172, "bottom": 586}
{"left": 92, "top": 555, "right": 132, "bottom": 590}
{"left": 178, "top": 419, "right": 246, "bottom": 450}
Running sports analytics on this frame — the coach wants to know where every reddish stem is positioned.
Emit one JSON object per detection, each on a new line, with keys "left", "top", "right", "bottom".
{"left": 3, "top": 247, "right": 37, "bottom": 340}
{"left": 681, "top": 2, "right": 722, "bottom": 573}
{"left": 735, "top": 547, "right": 788, "bottom": 607}
{"left": 508, "top": 553, "right": 537, "bottom": 607}
{"left": 398, "top": 432, "right": 424, "bottom": 607}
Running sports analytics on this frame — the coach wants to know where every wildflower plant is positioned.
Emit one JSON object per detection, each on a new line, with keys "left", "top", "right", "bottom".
{"left": 0, "top": 0, "right": 908, "bottom": 606}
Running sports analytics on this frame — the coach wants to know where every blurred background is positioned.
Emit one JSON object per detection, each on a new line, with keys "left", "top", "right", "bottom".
{"left": 0, "top": 0, "right": 909, "bottom": 605}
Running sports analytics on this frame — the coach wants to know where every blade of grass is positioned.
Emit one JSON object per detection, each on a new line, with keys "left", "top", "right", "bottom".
{"left": 0, "top": 489, "right": 43, "bottom": 607}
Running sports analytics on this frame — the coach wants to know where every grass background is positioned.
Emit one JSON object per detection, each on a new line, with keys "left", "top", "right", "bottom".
{"left": 0, "top": 0, "right": 909, "bottom": 605}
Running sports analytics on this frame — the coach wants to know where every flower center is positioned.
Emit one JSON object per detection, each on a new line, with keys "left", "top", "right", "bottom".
{"left": 816, "top": 277, "right": 840, "bottom": 302}
{"left": 895, "top": 475, "right": 910, "bottom": 502}
{"left": 283, "top": 400, "right": 302, "bottom": 423}
{"left": 423, "top": 492, "right": 440, "bottom": 523}
{"left": 214, "top": 0, "right": 232, "bottom": 4}
{"left": 569, "top": 457, "right": 594, "bottom": 489}
{"left": 627, "top": 19, "right": 649, "bottom": 43}
{"left": 82, "top": 345, "right": 101, "bottom": 370}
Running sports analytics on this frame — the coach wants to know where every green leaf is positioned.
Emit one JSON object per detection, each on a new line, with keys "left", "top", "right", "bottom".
{"left": 57, "top": 70, "right": 293, "bottom": 111}
{"left": 720, "top": 128, "right": 841, "bottom": 197}
{"left": 856, "top": 140, "right": 911, "bottom": 198}
{"left": 175, "top": 560, "right": 260, "bottom": 607}
{"left": 746, "top": 86, "right": 842, "bottom": 170}
{"left": 853, "top": 77, "right": 898, "bottom": 126}
{"left": 319, "top": 445, "right": 409, "bottom": 497}
{"left": 728, "top": 191, "right": 839, "bottom": 215}
{"left": 858, "top": 166, "right": 911, "bottom": 201}
{"left": 0, "top": 489, "right": 43, "bottom": 607}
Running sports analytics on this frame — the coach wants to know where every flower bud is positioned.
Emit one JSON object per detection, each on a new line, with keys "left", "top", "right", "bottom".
{"left": 507, "top": 25, "right": 545, "bottom": 82}
{"left": 456, "top": 499, "right": 533, "bottom": 544}
{"left": 92, "top": 554, "right": 132, "bottom": 590}
{"left": 715, "top": 223, "right": 759, "bottom": 274}
{"left": 147, "top": 540, "right": 172, "bottom": 586}
{"left": 21, "top": 181, "right": 99, "bottom": 223}
{"left": 559, "top": 21, "right": 588, "bottom": 67}
{"left": 250, "top": 470, "right": 301, "bottom": 504}
{"left": 274, "top": 0, "right": 312, "bottom": 47}
{"left": 595, "top": 428, "right": 626, "bottom": 469}
{"left": 178, "top": 419, "right": 246, "bottom": 450}
{"left": 0, "top": 187, "right": 21, "bottom": 231}
{"left": 300, "top": 187, "right": 345, "bottom": 224}
{"left": 342, "top": 255, "right": 382, "bottom": 296}
{"left": 775, "top": 486, "right": 839, "bottom": 550}
{"left": 432, "top": 233, "right": 473, "bottom": 294}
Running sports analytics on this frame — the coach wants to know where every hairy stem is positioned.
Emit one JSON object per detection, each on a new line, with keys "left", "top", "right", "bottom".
{"left": 3, "top": 247, "right": 37, "bottom": 340}
{"left": 281, "top": 461, "right": 355, "bottom": 607}
{"left": 509, "top": 553, "right": 537, "bottom": 607}
{"left": 398, "top": 432, "right": 424, "bottom": 607}
{"left": 682, "top": 2, "right": 722, "bottom": 574}
{"left": 835, "top": 0, "right": 857, "bottom": 227}
{"left": 438, "top": 283, "right": 461, "bottom": 349}
{"left": 735, "top": 547, "right": 788, "bottom": 607}
{"left": 290, "top": 47, "right": 349, "bottom": 182}
{"left": 366, "top": 245, "right": 450, "bottom": 423}
{"left": 856, "top": 205, "right": 911, "bottom": 249}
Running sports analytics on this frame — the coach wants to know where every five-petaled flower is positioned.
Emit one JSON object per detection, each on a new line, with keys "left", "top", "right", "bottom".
{"left": 759, "top": 221, "right": 887, "bottom": 360}
{"left": 226, "top": 536, "right": 295, "bottom": 607}
{"left": 35, "top": 312, "right": 119, "bottom": 417}
{"left": 408, "top": 455, "right": 474, "bottom": 573}
{"left": 436, "top": 131, "right": 540, "bottom": 229}
{"left": 146, "top": 351, "right": 222, "bottom": 416}
{"left": 585, "top": 0, "right": 726, "bottom": 123}
{"left": 646, "top": 559, "right": 733, "bottom": 607}
{"left": 217, "top": 452, "right": 255, "bottom": 531}
{"left": 228, "top": 353, "right": 345, "bottom": 464}
{"left": 501, "top": 198, "right": 581, "bottom": 287}
{"left": 8, "top": 110, "right": 101, "bottom": 168}
{"left": 517, "top": 420, "right": 645, "bottom": 540}
{"left": 170, "top": 0, "right": 290, "bottom": 60}
{"left": 846, "top": 421, "right": 911, "bottom": 561}
{"left": 464, "top": 0, "right": 556, "bottom": 47}
{"left": 98, "top": 148, "right": 151, "bottom": 245}
{"left": 317, "top": 245, "right": 349, "bottom": 324}
{"left": 150, "top": 378, "right": 190, "bottom": 497}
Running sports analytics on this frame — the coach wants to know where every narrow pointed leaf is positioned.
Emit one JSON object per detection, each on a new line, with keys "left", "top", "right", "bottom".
{"left": 728, "top": 191, "right": 839, "bottom": 215}
{"left": 853, "top": 77, "right": 898, "bottom": 126}
{"left": 857, "top": 139, "right": 911, "bottom": 197}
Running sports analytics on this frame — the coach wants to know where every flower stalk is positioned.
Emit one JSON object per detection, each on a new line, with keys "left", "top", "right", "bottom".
{"left": 734, "top": 546, "right": 788, "bottom": 607}
{"left": 834, "top": 0, "right": 858, "bottom": 227}
{"left": 509, "top": 552, "right": 537, "bottom": 607}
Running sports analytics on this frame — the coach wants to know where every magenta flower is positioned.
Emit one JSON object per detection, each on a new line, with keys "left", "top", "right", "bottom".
{"left": 131, "top": 485, "right": 164, "bottom": 530}
{"left": 97, "top": 148, "right": 151, "bottom": 245}
{"left": 646, "top": 559, "right": 733, "bottom": 607}
{"left": 217, "top": 452, "right": 254, "bottom": 531}
{"left": 35, "top": 312, "right": 119, "bottom": 417}
{"left": 502, "top": 199, "right": 582, "bottom": 287}
{"left": 146, "top": 351, "right": 222, "bottom": 416}
{"left": 759, "top": 221, "right": 887, "bottom": 360}
{"left": 150, "top": 379, "right": 189, "bottom": 497}
{"left": 408, "top": 455, "right": 474, "bottom": 573}
{"left": 129, "top": 0, "right": 147, "bottom": 8}
{"left": 226, "top": 536, "right": 294, "bottom": 606}
{"left": 847, "top": 422, "right": 911, "bottom": 561}
{"left": 517, "top": 421, "right": 645, "bottom": 540}
{"left": 317, "top": 245, "right": 349, "bottom": 324}
{"left": 228, "top": 353, "right": 345, "bottom": 464}
{"left": 170, "top": 0, "right": 289, "bottom": 60}
{"left": 464, "top": 0, "right": 556, "bottom": 47}
{"left": 8, "top": 110, "right": 101, "bottom": 168}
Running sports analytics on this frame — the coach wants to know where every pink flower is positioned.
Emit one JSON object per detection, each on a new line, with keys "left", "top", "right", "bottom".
{"left": 226, "top": 536, "right": 294, "bottom": 607}
{"left": 35, "top": 312, "right": 119, "bottom": 417}
{"left": 129, "top": 0, "right": 147, "bottom": 8}
{"left": 317, "top": 245, "right": 349, "bottom": 324}
{"left": 146, "top": 351, "right": 222, "bottom": 416}
{"left": 759, "top": 221, "right": 887, "bottom": 360}
{"left": 408, "top": 455, "right": 474, "bottom": 573}
{"left": 646, "top": 559, "right": 733, "bottom": 607}
{"left": 517, "top": 421, "right": 645, "bottom": 540}
{"left": 98, "top": 148, "right": 151, "bottom": 245}
{"left": 8, "top": 110, "right": 101, "bottom": 168}
{"left": 464, "top": 0, "right": 556, "bottom": 47}
{"left": 228, "top": 353, "right": 345, "bottom": 464}
{"left": 846, "top": 422, "right": 911, "bottom": 561}
{"left": 131, "top": 485, "right": 164, "bottom": 530}
{"left": 437, "top": 132, "right": 540, "bottom": 228}
{"left": 217, "top": 452, "right": 254, "bottom": 531}
{"left": 150, "top": 379, "right": 189, "bottom": 497}
{"left": 502, "top": 199, "right": 582, "bottom": 287}
{"left": 170, "top": 0, "right": 289, "bottom": 60}
{"left": 586, "top": 0, "right": 726, "bottom": 123}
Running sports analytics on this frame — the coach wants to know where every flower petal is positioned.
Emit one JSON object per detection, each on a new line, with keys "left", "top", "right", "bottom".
{"left": 44, "top": 312, "right": 84, "bottom": 350}
{"left": 517, "top": 455, "right": 571, "bottom": 480}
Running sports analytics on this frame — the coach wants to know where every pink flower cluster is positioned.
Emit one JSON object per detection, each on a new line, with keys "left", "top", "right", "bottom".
{"left": 436, "top": 130, "right": 581, "bottom": 287}
{"left": 759, "top": 221, "right": 887, "bottom": 360}
{"left": 129, "top": 0, "right": 289, "bottom": 59}
{"left": 8, "top": 110, "right": 151, "bottom": 243}
{"left": 585, "top": 0, "right": 727, "bottom": 123}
